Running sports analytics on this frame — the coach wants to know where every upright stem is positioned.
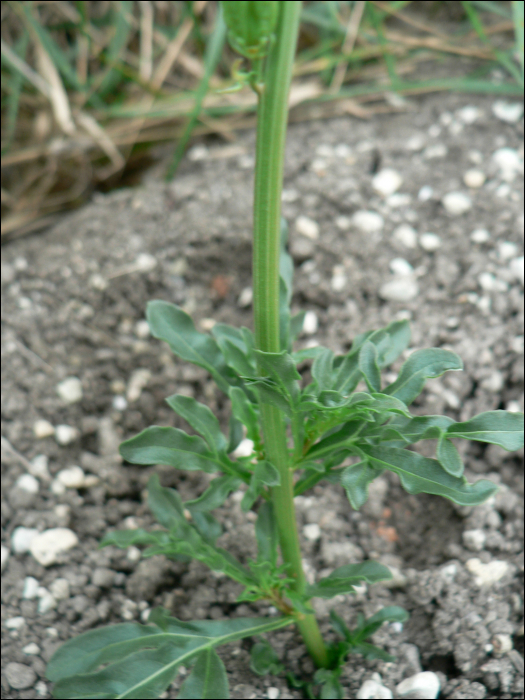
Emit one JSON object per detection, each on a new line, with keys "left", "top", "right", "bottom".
{"left": 252, "top": 1, "right": 329, "bottom": 670}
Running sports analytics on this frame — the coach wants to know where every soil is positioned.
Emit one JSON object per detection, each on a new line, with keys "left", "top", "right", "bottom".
{"left": 1, "top": 91, "right": 524, "bottom": 700}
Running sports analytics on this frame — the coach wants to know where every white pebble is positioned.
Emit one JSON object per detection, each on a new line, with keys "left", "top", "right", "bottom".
{"left": 496, "top": 183, "right": 511, "bottom": 198}
{"left": 456, "top": 106, "right": 482, "bottom": 124}
{"left": 112, "top": 395, "right": 127, "bottom": 412}
{"left": 187, "top": 144, "right": 208, "bottom": 161}
{"left": 135, "top": 253, "right": 157, "bottom": 272}
{"left": 397, "top": 672, "right": 440, "bottom": 699}
{"left": 440, "top": 111, "right": 453, "bottom": 126}
{"left": 442, "top": 192, "right": 472, "bottom": 216}
{"left": 303, "top": 523, "right": 321, "bottom": 541}
{"left": 30, "top": 455, "right": 50, "bottom": 480}
{"left": 22, "top": 643, "right": 40, "bottom": 655}
{"left": 15, "top": 474, "right": 39, "bottom": 494}
{"left": 281, "top": 188, "right": 299, "bottom": 202}
{"left": 12, "top": 528, "right": 39, "bottom": 554}
{"left": 406, "top": 134, "right": 426, "bottom": 151}
{"left": 22, "top": 577, "right": 40, "bottom": 599}
{"left": 49, "top": 578, "right": 70, "bottom": 600}
{"left": 427, "top": 124, "right": 441, "bottom": 138}
{"left": 492, "top": 100, "right": 523, "bottom": 124}
{"left": 492, "top": 633, "right": 513, "bottom": 656}
{"left": 315, "top": 144, "right": 334, "bottom": 158}
{"left": 310, "top": 158, "right": 327, "bottom": 174}
{"left": 134, "top": 320, "right": 150, "bottom": 338}
{"left": 127, "top": 546, "right": 142, "bottom": 563}
{"left": 506, "top": 400, "right": 522, "bottom": 413}
{"left": 267, "top": 688, "right": 280, "bottom": 700}
{"left": 1, "top": 544, "right": 9, "bottom": 572}
{"left": 302, "top": 311, "right": 318, "bottom": 335}
{"left": 29, "top": 528, "right": 78, "bottom": 567}
{"left": 33, "top": 420, "right": 55, "bottom": 439}
{"left": 126, "top": 368, "right": 151, "bottom": 402}
{"left": 357, "top": 679, "right": 393, "bottom": 699}
{"left": 372, "top": 168, "right": 403, "bottom": 197}
{"left": 470, "top": 228, "right": 490, "bottom": 243}
{"left": 89, "top": 273, "right": 108, "bottom": 290}
{"left": 296, "top": 216, "right": 319, "bottom": 240}
{"left": 352, "top": 210, "right": 384, "bottom": 233}
{"left": 386, "top": 193, "right": 411, "bottom": 208}
{"left": 478, "top": 272, "right": 508, "bottom": 293}
{"left": 468, "top": 149, "right": 484, "bottom": 165}
{"left": 423, "top": 143, "right": 448, "bottom": 159}
{"left": 418, "top": 185, "right": 434, "bottom": 201}
{"left": 509, "top": 256, "right": 524, "bottom": 285}
{"left": 6, "top": 617, "right": 26, "bottom": 630}
{"left": 466, "top": 558, "right": 509, "bottom": 587}
{"left": 335, "top": 215, "right": 351, "bottom": 230}
{"left": 480, "top": 371, "right": 504, "bottom": 393}
{"left": 393, "top": 224, "right": 418, "bottom": 248}
{"left": 55, "top": 424, "right": 79, "bottom": 445}
{"left": 463, "top": 169, "right": 486, "bottom": 188}
{"left": 56, "top": 466, "right": 86, "bottom": 489}
{"left": 498, "top": 241, "right": 519, "bottom": 260}
{"left": 200, "top": 318, "right": 216, "bottom": 331}
{"left": 463, "top": 529, "right": 486, "bottom": 551}
{"left": 56, "top": 377, "right": 83, "bottom": 404}
{"left": 492, "top": 147, "right": 523, "bottom": 181}
{"left": 379, "top": 277, "right": 419, "bottom": 302}
{"left": 37, "top": 590, "right": 57, "bottom": 614}
{"left": 331, "top": 272, "right": 347, "bottom": 291}
{"left": 419, "top": 233, "right": 442, "bottom": 251}
{"left": 231, "top": 438, "right": 254, "bottom": 459}
{"left": 238, "top": 287, "right": 253, "bottom": 308}
{"left": 389, "top": 258, "right": 414, "bottom": 276}
{"left": 334, "top": 143, "right": 352, "bottom": 158}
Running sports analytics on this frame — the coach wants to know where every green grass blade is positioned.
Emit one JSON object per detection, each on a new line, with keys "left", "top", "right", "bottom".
{"left": 512, "top": 0, "right": 524, "bottom": 82}
{"left": 2, "top": 32, "right": 29, "bottom": 155}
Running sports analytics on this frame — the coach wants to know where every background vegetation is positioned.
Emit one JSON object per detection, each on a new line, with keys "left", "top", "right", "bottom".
{"left": 1, "top": 0, "right": 523, "bottom": 238}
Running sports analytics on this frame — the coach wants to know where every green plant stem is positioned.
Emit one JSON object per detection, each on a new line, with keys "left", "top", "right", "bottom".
{"left": 252, "top": 0, "right": 329, "bottom": 670}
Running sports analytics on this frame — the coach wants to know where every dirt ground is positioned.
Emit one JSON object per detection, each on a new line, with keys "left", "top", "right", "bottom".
{"left": 1, "top": 91, "right": 524, "bottom": 699}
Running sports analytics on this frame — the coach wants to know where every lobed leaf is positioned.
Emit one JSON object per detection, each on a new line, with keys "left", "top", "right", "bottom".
{"left": 445, "top": 410, "right": 524, "bottom": 450}
{"left": 250, "top": 638, "right": 284, "bottom": 676}
{"left": 229, "top": 387, "right": 260, "bottom": 444}
{"left": 436, "top": 435, "right": 464, "bottom": 477}
{"left": 255, "top": 501, "right": 278, "bottom": 566}
{"left": 305, "top": 561, "right": 392, "bottom": 599}
{"left": 359, "top": 341, "right": 382, "bottom": 393}
{"left": 165, "top": 395, "right": 228, "bottom": 455}
{"left": 185, "top": 475, "right": 242, "bottom": 512}
{"left": 311, "top": 348, "right": 335, "bottom": 393}
{"left": 178, "top": 648, "right": 228, "bottom": 699}
{"left": 241, "top": 460, "right": 280, "bottom": 512}
{"left": 253, "top": 350, "right": 301, "bottom": 405}
{"left": 341, "top": 461, "right": 382, "bottom": 510}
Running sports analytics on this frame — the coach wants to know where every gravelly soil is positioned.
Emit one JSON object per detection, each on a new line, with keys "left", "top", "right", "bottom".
{"left": 1, "top": 91, "right": 524, "bottom": 700}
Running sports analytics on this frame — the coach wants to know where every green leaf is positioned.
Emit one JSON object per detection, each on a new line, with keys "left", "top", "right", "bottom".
{"left": 306, "top": 420, "right": 364, "bottom": 459}
{"left": 361, "top": 445, "right": 498, "bottom": 505}
{"left": 305, "top": 561, "right": 392, "bottom": 599}
{"left": 437, "top": 436, "right": 464, "bottom": 477}
{"left": 445, "top": 410, "right": 524, "bottom": 451}
{"left": 186, "top": 476, "right": 242, "bottom": 512}
{"left": 246, "top": 378, "right": 293, "bottom": 416}
{"left": 147, "top": 473, "right": 185, "bottom": 529}
{"left": 241, "top": 461, "right": 281, "bottom": 512}
{"left": 255, "top": 502, "right": 278, "bottom": 566}
{"left": 384, "top": 348, "right": 463, "bottom": 405}
{"left": 178, "top": 648, "right": 229, "bottom": 699}
{"left": 166, "top": 395, "right": 228, "bottom": 454}
{"left": 250, "top": 638, "right": 284, "bottom": 675}
{"left": 120, "top": 426, "right": 222, "bottom": 473}
{"left": 290, "top": 311, "right": 306, "bottom": 346}
{"left": 341, "top": 461, "right": 381, "bottom": 510}
{"left": 314, "top": 669, "right": 344, "bottom": 699}
{"left": 189, "top": 511, "right": 223, "bottom": 547}
{"left": 48, "top": 609, "right": 293, "bottom": 698}
{"left": 227, "top": 415, "right": 244, "bottom": 454}
{"left": 372, "top": 415, "right": 456, "bottom": 443}
{"left": 359, "top": 341, "right": 381, "bottom": 393}
{"left": 229, "top": 387, "right": 260, "bottom": 444}
{"left": 146, "top": 301, "right": 238, "bottom": 394}
{"left": 212, "top": 324, "right": 257, "bottom": 377}
{"left": 292, "top": 346, "right": 326, "bottom": 364}
{"left": 330, "top": 352, "right": 361, "bottom": 395}
{"left": 100, "top": 528, "right": 170, "bottom": 551}
{"left": 378, "top": 319, "right": 411, "bottom": 367}
{"left": 253, "top": 350, "right": 301, "bottom": 405}
{"left": 352, "top": 606, "right": 409, "bottom": 643}
{"left": 352, "top": 641, "right": 395, "bottom": 662}
{"left": 312, "top": 348, "right": 335, "bottom": 393}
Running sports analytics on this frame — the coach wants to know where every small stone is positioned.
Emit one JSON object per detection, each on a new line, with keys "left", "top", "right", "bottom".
{"left": 267, "top": 688, "right": 280, "bottom": 700}
{"left": 231, "top": 438, "right": 254, "bottom": 459}
{"left": 55, "top": 424, "right": 79, "bottom": 445}
{"left": 463, "top": 529, "right": 486, "bottom": 551}
{"left": 89, "top": 273, "right": 108, "bottom": 290}
{"left": 492, "top": 633, "right": 513, "bottom": 656}
{"left": 135, "top": 253, "right": 157, "bottom": 272}
{"left": 396, "top": 671, "right": 440, "bottom": 699}
{"left": 127, "top": 368, "right": 151, "bottom": 402}
{"left": 497, "top": 241, "right": 519, "bottom": 260}
{"left": 406, "top": 134, "right": 426, "bottom": 150}
{"left": 37, "top": 590, "right": 57, "bottom": 614}
{"left": 22, "top": 576, "right": 40, "bottom": 599}
{"left": 492, "top": 147, "right": 523, "bottom": 181}
{"left": 442, "top": 192, "right": 472, "bottom": 216}
{"left": 423, "top": 143, "right": 448, "bottom": 159}
{"left": 335, "top": 143, "right": 352, "bottom": 158}
{"left": 303, "top": 523, "right": 321, "bottom": 541}
{"left": 187, "top": 144, "right": 208, "bottom": 161}
{"left": 315, "top": 144, "right": 334, "bottom": 158}
{"left": 92, "top": 567, "right": 116, "bottom": 588}
{"left": 466, "top": 558, "right": 509, "bottom": 587}
{"left": 30, "top": 455, "right": 51, "bottom": 480}
{"left": 33, "top": 419, "right": 55, "bottom": 439}
{"left": 509, "top": 256, "right": 524, "bottom": 285}
{"left": 56, "top": 466, "right": 86, "bottom": 489}
{"left": 296, "top": 215, "right": 320, "bottom": 240}
{"left": 1, "top": 544, "right": 9, "bottom": 572}
{"left": 464, "top": 169, "right": 486, "bottom": 188}
{"left": 372, "top": 168, "right": 403, "bottom": 196}
{"left": 15, "top": 474, "right": 39, "bottom": 494}
{"left": 418, "top": 185, "right": 434, "bottom": 201}
{"left": 470, "top": 228, "right": 490, "bottom": 243}
{"left": 127, "top": 546, "right": 141, "bottom": 563}
{"left": 506, "top": 400, "right": 522, "bottom": 413}
{"left": 480, "top": 371, "right": 504, "bottom": 393}
{"left": 331, "top": 265, "right": 347, "bottom": 292}
{"left": 112, "top": 395, "right": 128, "bottom": 411}
{"left": 379, "top": 278, "right": 419, "bottom": 302}
{"left": 456, "top": 106, "right": 482, "bottom": 124}
{"left": 389, "top": 258, "right": 414, "bottom": 276}
{"left": 238, "top": 287, "right": 253, "bottom": 307}
{"left": 496, "top": 183, "right": 511, "bottom": 198}
{"left": 468, "top": 149, "right": 484, "bottom": 164}
{"left": 352, "top": 210, "right": 384, "bottom": 233}
{"left": 6, "top": 617, "right": 26, "bottom": 630}
{"left": 302, "top": 311, "right": 318, "bottom": 335}
{"left": 492, "top": 100, "right": 523, "bottom": 124}
{"left": 335, "top": 215, "right": 351, "bottom": 230}
{"left": 419, "top": 233, "right": 442, "bottom": 251}
{"left": 134, "top": 320, "right": 150, "bottom": 338}
{"left": 386, "top": 193, "right": 411, "bottom": 208}
{"left": 50, "top": 578, "right": 70, "bottom": 600}
{"left": 22, "top": 643, "right": 40, "bottom": 655}
{"left": 56, "top": 377, "right": 83, "bottom": 403}
{"left": 4, "top": 662, "right": 36, "bottom": 690}
{"left": 478, "top": 272, "right": 508, "bottom": 293}
{"left": 357, "top": 679, "right": 393, "bottom": 699}
{"left": 282, "top": 188, "right": 299, "bottom": 202}
{"left": 12, "top": 527, "right": 39, "bottom": 554}
{"left": 393, "top": 224, "right": 418, "bottom": 248}
{"left": 29, "top": 528, "right": 78, "bottom": 567}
